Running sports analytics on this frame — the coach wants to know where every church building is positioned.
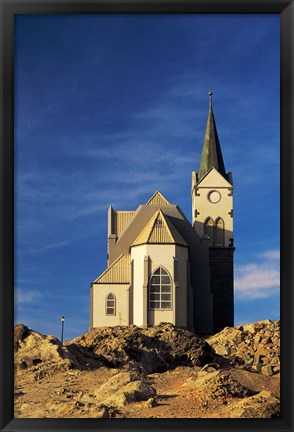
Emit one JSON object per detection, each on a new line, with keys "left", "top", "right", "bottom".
{"left": 90, "top": 93, "right": 234, "bottom": 334}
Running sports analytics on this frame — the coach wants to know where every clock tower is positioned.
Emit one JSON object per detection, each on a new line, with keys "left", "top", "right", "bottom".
{"left": 191, "top": 92, "right": 234, "bottom": 332}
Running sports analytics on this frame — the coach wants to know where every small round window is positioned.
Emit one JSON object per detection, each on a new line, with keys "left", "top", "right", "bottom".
{"left": 208, "top": 190, "right": 221, "bottom": 204}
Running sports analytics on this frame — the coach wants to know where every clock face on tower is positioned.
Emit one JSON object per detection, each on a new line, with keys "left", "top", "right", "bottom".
{"left": 208, "top": 190, "right": 221, "bottom": 203}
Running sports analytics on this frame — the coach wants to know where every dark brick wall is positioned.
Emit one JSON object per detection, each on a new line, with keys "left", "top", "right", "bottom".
{"left": 209, "top": 247, "right": 235, "bottom": 333}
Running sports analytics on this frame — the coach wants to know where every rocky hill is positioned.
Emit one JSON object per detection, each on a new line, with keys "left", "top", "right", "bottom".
{"left": 14, "top": 320, "right": 280, "bottom": 418}
{"left": 206, "top": 320, "right": 280, "bottom": 376}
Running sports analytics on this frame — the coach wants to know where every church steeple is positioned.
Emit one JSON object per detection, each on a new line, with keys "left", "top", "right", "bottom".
{"left": 198, "top": 91, "right": 226, "bottom": 180}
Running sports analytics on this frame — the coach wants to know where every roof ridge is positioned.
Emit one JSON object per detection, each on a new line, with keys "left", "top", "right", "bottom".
{"left": 157, "top": 210, "right": 175, "bottom": 243}
{"left": 160, "top": 211, "right": 188, "bottom": 247}
{"left": 132, "top": 210, "right": 160, "bottom": 246}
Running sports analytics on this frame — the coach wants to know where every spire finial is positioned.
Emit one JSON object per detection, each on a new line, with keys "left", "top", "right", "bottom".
{"left": 208, "top": 90, "right": 213, "bottom": 107}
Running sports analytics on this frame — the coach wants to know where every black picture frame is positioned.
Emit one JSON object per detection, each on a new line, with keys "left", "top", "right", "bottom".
{"left": 0, "top": 1, "right": 293, "bottom": 431}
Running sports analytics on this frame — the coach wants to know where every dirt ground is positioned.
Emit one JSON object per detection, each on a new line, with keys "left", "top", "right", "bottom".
{"left": 14, "top": 364, "right": 280, "bottom": 418}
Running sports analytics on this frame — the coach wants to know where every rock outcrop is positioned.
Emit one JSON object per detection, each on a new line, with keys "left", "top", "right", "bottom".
{"left": 183, "top": 367, "right": 255, "bottom": 398}
{"left": 229, "top": 390, "right": 280, "bottom": 418}
{"left": 206, "top": 320, "right": 280, "bottom": 376}
{"left": 14, "top": 324, "right": 79, "bottom": 377}
{"left": 66, "top": 322, "right": 217, "bottom": 374}
{"left": 14, "top": 320, "right": 280, "bottom": 418}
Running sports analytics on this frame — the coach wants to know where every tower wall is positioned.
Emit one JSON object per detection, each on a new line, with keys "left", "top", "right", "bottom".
{"left": 209, "top": 247, "right": 234, "bottom": 332}
{"left": 191, "top": 168, "right": 233, "bottom": 247}
{"left": 191, "top": 168, "right": 234, "bottom": 333}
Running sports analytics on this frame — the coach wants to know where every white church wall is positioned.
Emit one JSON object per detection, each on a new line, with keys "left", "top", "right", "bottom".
{"left": 92, "top": 283, "right": 130, "bottom": 327}
{"left": 131, "top": 244, "right": 189, "bottom": 327}
{"left": 131, "top": 244, "right": 178, "bottom": 325}
{"left": 145, "top": 244, "right": 175, "bottom": 326}
{"left": 131, "top": 245, "right": 147, "bottom": 325}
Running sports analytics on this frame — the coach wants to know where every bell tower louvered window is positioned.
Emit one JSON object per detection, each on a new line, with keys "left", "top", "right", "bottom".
{"left": 149, "top": 267, "right": 172, "bottom": 310}
{"left": 215, "top": 217, "right": 225, "bottom": 246}
{"left": 204, "top": 217, "right": 214, "bottom": 245}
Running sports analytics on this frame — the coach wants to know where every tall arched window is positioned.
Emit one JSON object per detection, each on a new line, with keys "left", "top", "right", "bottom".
{"left": 204, "top": 217, "right": 214, "bottom": 246}
{"left": 149, "top": 267, "right": 172, "bottom": 310}
{"left": 215, "top": 217, "right": 225, "bottom": 246}
{"left": 105, "top": 293, "right": 116, "bottom": 315}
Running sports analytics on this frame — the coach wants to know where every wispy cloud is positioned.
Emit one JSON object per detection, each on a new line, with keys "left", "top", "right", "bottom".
{"left": 29, "top": 240, "right": 70, "bottom": 254}
{"left": 15, "top": 131, "right": 193, "bottom": 224}
{"left": 235, "top": 249, "right": 280, "bottom": 299}
{"left": 260, "top": 249, "right": 280, "bottom": 260}
{"left": 15, "top": 288, "right": 43, "bottom": 305}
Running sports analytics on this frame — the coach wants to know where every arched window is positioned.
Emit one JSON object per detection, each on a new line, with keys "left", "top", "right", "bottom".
{"left": 215, "top": 217, "right": 225, "bottom": 246}
{"left": 149, "top": 267, "right": 172, "bottom": 310}
{"left": 105, "top": 293, "right": 116, "bottom": 315}
{"left": 204, "top": 217, "right": 214, "bottom": 245}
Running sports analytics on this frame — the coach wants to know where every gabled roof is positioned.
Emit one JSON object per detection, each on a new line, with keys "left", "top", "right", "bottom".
{"left": 108, "top": 203, "right": 199, "bottom": 263}
{"left": 115, "top": 211, "right": 135, "bottom": 237}
{"left": 198, "top": 92, "right": 227, "bottom": 180}
{"left": 146, "top": 191, "right": 171, "bottom": 206}
{"left": 132, "top": 209, "right": 187, "bottom": 247}
{"left": 94, "top": 254, "right": 130, "bottom": 284}
{"left": 196, "top": 167, "right": 233, "bottom": 188}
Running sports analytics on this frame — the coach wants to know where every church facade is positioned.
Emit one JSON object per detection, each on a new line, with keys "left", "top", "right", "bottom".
{"left": 90, "top": 94, "right": 234, "bottom": 334}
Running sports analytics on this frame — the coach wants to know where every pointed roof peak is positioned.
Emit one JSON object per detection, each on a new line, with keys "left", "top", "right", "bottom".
{"left": 132, "top": 209, "right": 187, "bottom": 247}
{"left": 208, "top": 90, "right": 213, "bottom": 108}
{"left": 146, "top": 191, "right": 170, "bottom": 206}
{"left": 198, "top": 92, "right": 226, "bottom": 180}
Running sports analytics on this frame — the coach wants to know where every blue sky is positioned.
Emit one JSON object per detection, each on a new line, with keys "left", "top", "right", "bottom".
{"left": 14, "top": 14, "right": 280, "bottom": 341}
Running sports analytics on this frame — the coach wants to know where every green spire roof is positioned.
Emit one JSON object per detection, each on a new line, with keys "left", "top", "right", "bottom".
{"left": 198, "top": 92, "right": 226, "bottom": 180}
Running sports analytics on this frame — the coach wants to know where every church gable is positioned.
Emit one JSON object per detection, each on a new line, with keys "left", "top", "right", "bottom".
{"left": 146, "top": 191, "right": 171, "bottom": 206}
{"left": 94, "top": 254, "right": 130, "bottom": 284}
{"left": 196, "top": 167, "right": 232, "bottom": 188}
{"left": 132, "top": 210, "right": 187, "bottom": 247}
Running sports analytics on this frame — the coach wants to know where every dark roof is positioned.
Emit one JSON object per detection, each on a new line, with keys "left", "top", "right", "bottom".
{"left": 109, "top": 203, "right": 202, "bottom": 264}
{"left": 198, "top": 95, "right": 226, "bottom": 180}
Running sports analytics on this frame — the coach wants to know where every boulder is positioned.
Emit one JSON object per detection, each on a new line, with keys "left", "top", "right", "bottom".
{"left": 123, "top": 380, "right": 156, "bottom": 402}
{"left": 94, "top": 371, "right": 136, "bottom": 399}
{"left": 207, "top": 320, "right": 280, "bottom": 376}
{"left": 144, "top": 398, "right": 157, "bottom": 408}
{"left": 230, "top": 391, "right": 280, "bottom": 418}
{"left": 104, "top": 393, "right": 128, "bottom": 408}
{"left": 261, "top": 365, "right": 273, "bottom": 376}
{"left": 94, "top": 371, "right": 156, "bottom": 408}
